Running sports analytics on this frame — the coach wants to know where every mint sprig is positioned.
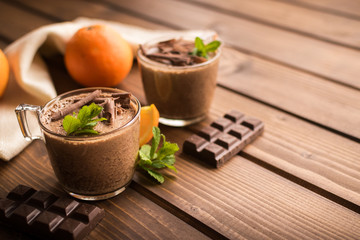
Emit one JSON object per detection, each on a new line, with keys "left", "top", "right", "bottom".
{"left": 191, "top": 37, "right": 221, "bottom": 59}
{"left": 137, "top": 126, "right": 179, "bottom": 183}
{"left": 63, "top": 103, "right": 107, "bottom": 136}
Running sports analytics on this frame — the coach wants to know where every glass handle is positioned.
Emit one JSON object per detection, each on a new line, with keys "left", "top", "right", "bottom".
{"left": 15, "top": 104, "right": 43, "bottom": 141}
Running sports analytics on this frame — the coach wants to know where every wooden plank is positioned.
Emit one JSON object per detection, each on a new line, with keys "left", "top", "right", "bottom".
{"left": 100, "top": 0, "right": 360, "bottom": 89}
{"left": 207, "top": 87, "right": 360, "bottom": 206}
{"left": 0, "top": 1, "right": 54, "bottom": 42}
{"left": 188, "top": 0, "right": 360, "bottom": 49}
{"left": 0, "top": 141, "right": 209, "bottom": 240}
{"left": 218, "top": 47, "right": 360, "bottom": 141}
{"left": 132, "top": 144, "right": 360, "bottom": 239}
{"left": 284, "top": 0, "right": 360, "bottom": 19}
{"left": 10, "top": 0, "right": 169, "bottom": 31}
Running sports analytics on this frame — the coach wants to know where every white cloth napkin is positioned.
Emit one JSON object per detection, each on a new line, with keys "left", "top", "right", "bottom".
{"left": 0, "top": 17, "right": 215, "bottom": 161}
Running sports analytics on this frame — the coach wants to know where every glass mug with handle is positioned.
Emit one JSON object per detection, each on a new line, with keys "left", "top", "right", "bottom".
{"left": 16, "top": 87, "right": 141, "bottom": 201}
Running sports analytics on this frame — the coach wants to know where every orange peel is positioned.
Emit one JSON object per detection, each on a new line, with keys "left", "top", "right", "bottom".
{"left": 139, "top": 104, "right": 160, "bottom": 146}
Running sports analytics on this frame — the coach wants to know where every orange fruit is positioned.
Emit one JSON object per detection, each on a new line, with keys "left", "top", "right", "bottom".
{"left": 0, "top": 49, "right": 9, "bottom": 98}
{"left": 64, "top": 25, "right": 133, "bottom": 87}
{"left": 139, "top": 104, "right": 160, "bottom": 146}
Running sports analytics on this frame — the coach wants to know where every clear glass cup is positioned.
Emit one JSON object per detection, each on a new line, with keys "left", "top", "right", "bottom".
{"left": 137, "top": 36, "right": 221, "bottom": 127}
{"left": 15, "top": 87, "right": 141, "bottom": 201}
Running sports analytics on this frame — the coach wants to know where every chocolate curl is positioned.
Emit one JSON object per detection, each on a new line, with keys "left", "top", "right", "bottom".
{"left": 146, "top": 52, "right": 191, "bottom": 66}
{"left": 104, "top": 99, "right": 115, "bottom": 125}
{"left": 141, "top": 38, "right": 207, "bottom": 66}
{"left": 74, "top": 97, "right": 119, "bottom": 105}
{"left": 51, "top": 90, "right": 102, "bottom": 121}
{"left": 112, "top": 92, "right": 131, "bottom": 108}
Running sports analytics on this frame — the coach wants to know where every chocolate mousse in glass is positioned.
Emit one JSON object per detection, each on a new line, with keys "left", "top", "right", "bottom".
{"left": 137, "top": 36, "right": 221, "bottom": 127}
{"left": 16, "top": 88, "right": 141, "bottom": 201}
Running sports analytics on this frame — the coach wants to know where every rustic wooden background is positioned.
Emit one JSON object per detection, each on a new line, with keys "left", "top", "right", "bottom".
{"left": 0, "top": 0, "right": 359, "bottom": 239}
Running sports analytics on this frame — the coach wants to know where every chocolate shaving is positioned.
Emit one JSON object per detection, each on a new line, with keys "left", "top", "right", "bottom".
{"left": 51, "top": 90, "right": 102, "bottom": 121}
{"left": 146, "top": 52, "right": 191, "bottom": 66}
{"left": 141, "top": 38, "right": 207, "bottom": 66}
{"left": 112, "top": 92, "right": 131, "bottom": 108}
{"left": 104, "top": 99, "right": 115, "bottom": 125}
{"left": 73, "top": 97, "right": 120, "bottom": 105}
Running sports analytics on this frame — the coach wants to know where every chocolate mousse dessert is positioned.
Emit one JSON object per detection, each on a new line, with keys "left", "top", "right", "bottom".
{"left": 137, "top": 37, "right": 221, "bottom": 126}
{"left": 40, "top": 88, "right": 140, "bottom": 200}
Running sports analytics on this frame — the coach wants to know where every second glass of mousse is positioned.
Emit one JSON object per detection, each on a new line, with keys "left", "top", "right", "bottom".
{"left": 29, "top": 88, "right": 140, "bottom": 201}
{"left": 137, "top": 36, "right": 221, "bottom": 127}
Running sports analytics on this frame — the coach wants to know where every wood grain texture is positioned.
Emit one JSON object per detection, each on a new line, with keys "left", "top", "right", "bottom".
{"left": 188, "top": 0, "right": 360, "bottom": 49}
{"left": 0, "top": 1, "right": 54, "bottom": 41}
{"left": 0, "top": 1, "right": 360, "bottom": 239}
{"left": 0, "top": 141, "right": 209, "bottom": 240}
{"left": 283, "top": 0, "right": 360, "bottom": 18}
{"left": 101, "top": 0, "right": 360, "bottom": 89}
{"left": 1, "top": 140, "right": 359, "bottom": 239}
{"left": 133, "top": 150, "right": 360, "bottom": 239}
{"left": 218, "top": 47, "right": 360, "bottom": 140}
{"left": 10, "top": 0, "right": 170, "bottom": 31}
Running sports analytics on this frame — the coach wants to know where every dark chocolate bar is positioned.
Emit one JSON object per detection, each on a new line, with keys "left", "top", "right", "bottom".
{"left": 0, "top": 185, "right": 105, "bottom": 240}
{"left": 183, "top": 110, "right": 264, "bottom": 167}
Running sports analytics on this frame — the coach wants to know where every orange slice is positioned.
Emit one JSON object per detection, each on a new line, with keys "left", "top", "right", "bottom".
{"left": 139, "top": 104, "right": 160, "bottom": 146}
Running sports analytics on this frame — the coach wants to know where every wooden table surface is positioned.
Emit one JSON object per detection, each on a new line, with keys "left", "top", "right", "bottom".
{"left": 1, "top": 0, "right": 360, "bottom": 239}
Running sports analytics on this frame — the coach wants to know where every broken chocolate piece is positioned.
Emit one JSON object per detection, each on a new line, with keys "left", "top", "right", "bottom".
{"left": 51, "top": 90, "right": 102, "bottom": 121}
{"left": 0, "top": 185, "right": 105, "bottom": 240}
{"left": 112, "top": 92, "right": 131, "bottom": 108}
{"left": 183, "top": 110, "right": 264, "bottom": 168}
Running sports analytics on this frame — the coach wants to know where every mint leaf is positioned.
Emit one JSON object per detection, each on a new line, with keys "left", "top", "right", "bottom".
{"left": 191, "top": 37, "right": 221, "bottom": 59}
{"left": 145, "top": 168, "right": 165, "bottom": 184}
{"left": 139, "top": 144, "right": 152, "bottom": 164}
{"left": 72, "top": 129, "right": 99, "bottom": 136}
{"left": 62, "top": 103, "right": 107, "bottom": 136}
{"left": 137, "top": 126, "right": 178, "bottom": 183}
{"left": 161, "top": 154, "right": 176, "bottom": 166}
{"left": 164, "top": 164, "right": 177, "bottom": 173}
{"left": 63, "top": 115, "right": 81, "bottom": 135}
{"left": 157, "top": 139, "right": 179, "bottom": 160}
{"left": 205, "top": 40, "right": 221, "bottom": 52}
{"left": 150, "top": 126, "right": 161, "bottom": 159}
{"left": 77, "top": 105, "right": 90, "bottom": 124}
{"left": 88, "top": 103, "right": 103, "bottom": 118}
{"left": 195, "top": 37, "right": 205, "bottom": 52}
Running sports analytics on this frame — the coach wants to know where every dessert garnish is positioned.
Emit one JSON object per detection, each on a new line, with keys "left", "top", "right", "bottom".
{"left": 137, "top": 126, "right": 179, "bottom": 183}
{"left": 140, "top": 36, "right": 221, "bottom": 66}
{"left": 190, "top": 37, "right": 221, "bottom": 59}
{"left": 51, "top": 89, "right": 101, "bottom": 121}
{"left": 50, "top": 90, "right": 132, "bottom": 136}
{"left": 63, "top": 102, "right": 107, "bottom": 136}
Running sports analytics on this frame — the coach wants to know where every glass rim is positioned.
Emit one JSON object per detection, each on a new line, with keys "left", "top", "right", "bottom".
{"left": 137, "top": 35, "right": 222, "bottom": 70}
{"left": 39, "top": 87, "right": 141, "bottom": 140}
